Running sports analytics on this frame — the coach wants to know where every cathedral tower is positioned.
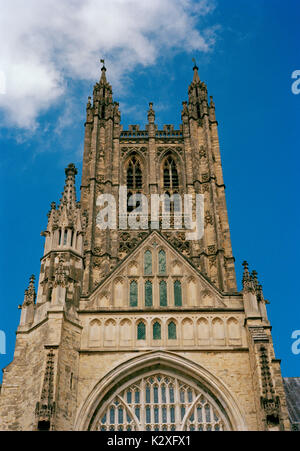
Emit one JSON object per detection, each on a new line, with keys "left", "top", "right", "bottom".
{"left": 0, "top": 64, "right": 291, "bottom": 431}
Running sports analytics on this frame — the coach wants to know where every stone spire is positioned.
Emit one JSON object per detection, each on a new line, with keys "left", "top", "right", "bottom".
{"left": 100, "top": 59, "right": 107, "bottom": 84}
{"left": 187, "top": 61, "right": 208, "bottom": 121}
{"left": 58, "top": 163, "right": 78, "bottom": 212}
{"left": 192, "top": 60, "right": 201, "bottom": 83}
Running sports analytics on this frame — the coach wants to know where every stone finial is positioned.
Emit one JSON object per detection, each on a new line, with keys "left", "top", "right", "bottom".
{"left": 181, "top": 101, "right": 188, "bottom": 119}
{"left": 147, "top": 102, "right": 155, "bottom": 122}
{"left": 192, "top": 57, "right": 199, "bottom": 71}
{"left": 113, "top": 102, "right": 121, "bottom": 124}
{"left": 242, "top": 261, "right": 254, "bottom": 293}
{"left": 23, "top": 275, "right": 36, "bottom": 306}
{"left": 65, "top": 163, "right": 77, "bottom": 178}
{"left": 251, "top": 270, "right": 259, "bottom": 290}
{"left": 192, "top": 60, "right": 200, "bottom": 83}
{"left": 58, "top": 164, "right": 78, "bottom": 212}
{"left": 100, "top": 59, "right": 107, "bottom": 84}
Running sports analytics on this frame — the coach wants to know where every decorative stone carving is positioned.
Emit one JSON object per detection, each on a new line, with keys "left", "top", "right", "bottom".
{"left": 23, "top": 275, "right": 36, "bottom": 306}
{"left": 54, "top": 258, "right": 68, "bottom": 287}
{"left": 205, "top": 211, "right": 214, "bottom": 226}
{"left": 259, "top": 346, "right": 281, "bottom": 429}
{"left": 199, "top": 146, "right": 207, "bottom": 159}
{"left": 35, "top": 350, "right": 56, "bottom": 429}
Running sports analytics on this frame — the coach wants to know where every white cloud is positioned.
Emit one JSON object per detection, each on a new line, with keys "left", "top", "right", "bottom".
{"left": 0, "top": 0, "right": 217, "bottom": 129}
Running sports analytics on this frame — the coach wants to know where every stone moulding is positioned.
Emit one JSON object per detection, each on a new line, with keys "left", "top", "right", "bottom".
{"left": 74, "top": 350, "right": 247, "bottom": 431}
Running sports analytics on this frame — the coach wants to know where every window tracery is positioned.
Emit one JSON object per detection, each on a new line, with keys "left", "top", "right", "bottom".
{"left": 94, "top": 373, "right": 228, "bottom": 431}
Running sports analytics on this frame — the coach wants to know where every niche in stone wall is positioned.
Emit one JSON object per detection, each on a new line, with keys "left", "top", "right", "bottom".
{"left": 212, "top": 318, "right": 225, "bottom": 346}
{"left": 129, "top": 261, "right": 139, "bottom": 276}
{"left": 182, "top": 318, "right": 194, "bottom": 345}
{"left": 172, "top": 260, "right": 182, "bottom": 276}
{"left": 201, "top": 290, "right": 214, "bottom": 308}
{"left": 104, "top": 319, "right": 117, "bottom": 347}
{"left": 88, "top": 319, "right": 101, "bottom": 347}
{"left": 187, "top": 277, "right": 197, "bottom": 306}
{"left": 114, "top": 278, "right": 124, "bottom": 307}
{"left": 197, "top": 318, "right": 210, "bottom": 346}
{"left": 120, "top": 319, "right": 132, "bottom": 347}
{"left": 98, "top": 293, "right": 110, "bottom": 308}
{"left": 227, "top": 318, "right": 241, "bottom": 346}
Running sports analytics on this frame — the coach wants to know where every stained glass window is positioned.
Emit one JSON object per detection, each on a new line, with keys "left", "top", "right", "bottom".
{"left": 174, "top": 280, "right": 182, "bottom": 307}
{"left": 130, "top": 281, "right": 138, "bottom": 307}
{"left": 144, "top": 250, "right": 152, "bottom": 275}
{"left": 137, "top": 322, "right": 146, "bottom": 340}
{"left": 145, "top": 281, "right": 153, "bottom": 307}
{"left": 93, "top": 373, "right": 228, "bottom": 431}
{"left": 153, "top": 322, "right": 161, "bottom": 340}
{"left": 168, "top": 322, "right": 177, "bottom": 340}
{"left": 159, "top": 280, "right": 167, "bottom": 307}
{"left": 158, "top": 250, "right": 166, "bottom": 274}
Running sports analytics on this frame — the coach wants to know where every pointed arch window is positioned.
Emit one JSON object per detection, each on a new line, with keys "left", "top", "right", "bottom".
{"left": 130, "top": 281, "right": 138, "bottom": 307}
{"left": 174, "top": 280, "right": 182, "bottom": 307}
{"left": 144, "top": 250, "right": 152, "bottom": 275}
{"left": 159, "top": 280, "right": 167, "bottom": 307}
{"left": 168, "top": 321, "right": 177, "bottom": 340}
{"left": 163, "top": 155, "right": 179, "bottom": 189}
{"left": 63, "top": 229, "right": 68, "bottom": 246}
{"left": 153, "top": 322, "right": 161, "bottom": 340}
{"left": 145, "top": 281, "right": 153, "bottom": 307}
{"left": 158, "top": 250, "right": 166, "bottom": 275}
{"left": 93, "top": 372, "right": 229, "bottom": 431}
{"left": 127, "top": 154, "right": 142, "bottom": 189}
{"left": 137, "top": 322, "right": 146, "bottom": 340}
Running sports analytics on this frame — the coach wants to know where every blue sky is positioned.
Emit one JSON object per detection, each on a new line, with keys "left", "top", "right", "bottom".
{"left": 0, "top": 0, "right": 299, "bottom": 381}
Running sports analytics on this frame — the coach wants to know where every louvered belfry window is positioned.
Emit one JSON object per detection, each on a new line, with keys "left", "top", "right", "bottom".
{"left": 127, "top": 154, "right": 142, "bottom": 189}
{"left": 163, "top": 155, "right": 179, "bottom": 189}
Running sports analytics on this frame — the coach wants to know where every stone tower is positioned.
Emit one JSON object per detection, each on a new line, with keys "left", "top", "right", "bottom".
{"left": 0, "top": 63, "right": 291, "bottom": 431}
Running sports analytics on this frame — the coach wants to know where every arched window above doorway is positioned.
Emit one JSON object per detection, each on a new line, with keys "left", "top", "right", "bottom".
{"left": 91, "top": 371, "right": 230, "bottom": 431}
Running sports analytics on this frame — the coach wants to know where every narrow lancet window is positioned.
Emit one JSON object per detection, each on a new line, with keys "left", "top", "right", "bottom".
{"left": 137, "top": 322, "right": 146, "bottom": 340}
{"left": 159, "top": 280, "right": 167, "bottom": 307}
{"left": 163, "top": 155, "right": 179, "bottom": 189}
{"left": 145, "top": 281, "right": 153, "bottom": 307}
{"left": 174, "top": 281, "right": 182, "bottom": 307}
{"left": 144, "top": 250, "right": 152, "bottom": 275}
{"left": 168, "top": 322, "right": 177, "bottom": 339}
{"left": 130, "top": 281, "right": 138, "bottom": 307}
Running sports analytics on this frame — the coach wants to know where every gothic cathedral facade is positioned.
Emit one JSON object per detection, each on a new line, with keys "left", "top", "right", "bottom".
{"left": 0, "top": 64, "right": 291, "bottom": 431}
